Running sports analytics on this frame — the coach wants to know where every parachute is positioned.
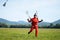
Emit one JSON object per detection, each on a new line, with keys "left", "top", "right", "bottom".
{"left": 3, "top": 0, "right": 8, "bottom": 7}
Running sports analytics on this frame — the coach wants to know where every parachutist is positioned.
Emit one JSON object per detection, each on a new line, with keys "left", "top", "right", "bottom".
{"left": 3, "top": 0, "right": 8, "bottom": 7}
{"left": 27, "top": 13, "right": 43, "bottom": 37}
{"left": 3, "top": 2, "right": 6, "bottom": 7}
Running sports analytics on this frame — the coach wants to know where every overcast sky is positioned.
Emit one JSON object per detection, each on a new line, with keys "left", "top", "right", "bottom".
{"left": 0, "top": 0, "right": 60, "bottom": 22}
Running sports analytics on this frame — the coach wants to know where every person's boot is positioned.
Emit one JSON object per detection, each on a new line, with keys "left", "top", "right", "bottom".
{"left": 28, "top": 32, "right": 30, "bottom": 34}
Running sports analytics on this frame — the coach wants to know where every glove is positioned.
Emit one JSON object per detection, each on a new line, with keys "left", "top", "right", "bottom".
{"left": 41, "top": 19, "right": 43, "bottom": 22}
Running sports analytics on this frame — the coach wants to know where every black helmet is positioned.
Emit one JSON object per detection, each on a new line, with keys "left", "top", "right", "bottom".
{"left": 34, "top": 13, "right": 37, "bottom": 16}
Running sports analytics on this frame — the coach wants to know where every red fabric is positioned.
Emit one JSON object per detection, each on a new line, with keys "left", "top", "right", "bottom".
{"left": 29, "top": 17, "right": 39, "bottom": 37}
{"left": 31, "top": 17, "right": 38, "bottom": 25}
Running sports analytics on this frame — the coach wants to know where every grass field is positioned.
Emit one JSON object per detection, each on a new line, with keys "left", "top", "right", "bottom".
{"left": 0, "top": 28, "right": 60, "bottom": 40}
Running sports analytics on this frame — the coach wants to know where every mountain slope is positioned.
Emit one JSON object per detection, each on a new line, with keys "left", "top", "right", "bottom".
{"left": 52, "top": 19, "right": 60, "bottom": 24}
{"left": 0, "top": 18, "right": 58, "bottom": 26}
{"left": 0, "top": 18, "right": 50, "bottom": 26}
{"left": 18, "top": 21, "right": 30, "bottom": 25}
{"left": 0, "top": 18, "right": 19, "bottom": 25}
{"left": 38, "top": 22, "right": 50, "bottom": 26}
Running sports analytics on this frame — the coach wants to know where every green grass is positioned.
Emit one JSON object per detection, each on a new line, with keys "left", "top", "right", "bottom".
{"left": 0, "top": 28, "right": 60, "bottom": 40}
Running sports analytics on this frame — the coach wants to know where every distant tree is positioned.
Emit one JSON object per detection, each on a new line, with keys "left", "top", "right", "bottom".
{"left": 48, "top": 23, "right": 53, "bottom": 28}
{"left": 10, "top": 24, "right": 31, "bottom": 28}
{"left": 0, "top": 23, "right": 8, "bottom": 28}
{"left": 53, "top": 24, "right": 60, "bottom": 28}
{"left": 50, "top": 23, "right": 53, "bottom": 27}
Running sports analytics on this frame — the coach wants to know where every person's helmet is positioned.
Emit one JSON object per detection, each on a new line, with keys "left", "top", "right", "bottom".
{"left": 34, "top": 13, "right": 37, "bottom": 16}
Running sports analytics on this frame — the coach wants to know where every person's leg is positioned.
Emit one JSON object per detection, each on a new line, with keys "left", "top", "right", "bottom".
{"left": 35, "top": 25, "right": 38, "bottom": 37}
{"left": 28, "top": 26, "right": 34, "bottom": 34}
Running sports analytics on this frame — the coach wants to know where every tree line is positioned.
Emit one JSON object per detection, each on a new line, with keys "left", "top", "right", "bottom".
{"left": 0, "top": 22, "right": 60, "bottom": 28}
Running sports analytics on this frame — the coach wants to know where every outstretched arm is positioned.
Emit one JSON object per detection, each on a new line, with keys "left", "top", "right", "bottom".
{"left": 39, "top": 19, "right": 43, "bottom": 23}
{"left": 27, "top": 19, "right": 31, "bottom": 22}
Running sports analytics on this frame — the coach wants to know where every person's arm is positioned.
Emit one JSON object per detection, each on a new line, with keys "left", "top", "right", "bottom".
{"left": 27, "top": 19, "right": 31, "bottom": 22}
{"left": 39, "top": 19, "right": 43, "bottom": 23}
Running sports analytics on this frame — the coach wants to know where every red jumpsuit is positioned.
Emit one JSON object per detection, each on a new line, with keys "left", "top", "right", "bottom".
{"left": 28, "top": 17, "right": 42, "bottom": 37}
